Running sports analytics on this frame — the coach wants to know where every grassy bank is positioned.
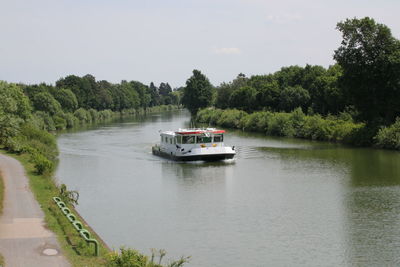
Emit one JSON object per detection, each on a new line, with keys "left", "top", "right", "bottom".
{"left": 1, "top": 149, "right": 108, "bottom": 266}
{"left": 0, "top": 105, "right": 186, "bottom": 267}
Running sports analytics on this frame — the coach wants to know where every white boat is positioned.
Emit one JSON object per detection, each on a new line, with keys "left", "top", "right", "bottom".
{"left": 152, "top": 128, "right": 236, "bottom": 161}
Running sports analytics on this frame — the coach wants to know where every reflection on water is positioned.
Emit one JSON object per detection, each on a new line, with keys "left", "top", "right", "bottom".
{"left": 56, "top": 110, "right": 400, "bottom": 267}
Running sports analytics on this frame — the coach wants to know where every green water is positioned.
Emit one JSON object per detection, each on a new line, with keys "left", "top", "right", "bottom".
{"left": 56, "top": 110, "right": 400, "bottom": 266}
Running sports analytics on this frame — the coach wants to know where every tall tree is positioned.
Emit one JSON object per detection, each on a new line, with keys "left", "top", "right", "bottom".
{"left": 334, "top": 17, "right": 400, "bottom": 124}
{"left": 182, "top": 70, "right": 214, "bottom": 114}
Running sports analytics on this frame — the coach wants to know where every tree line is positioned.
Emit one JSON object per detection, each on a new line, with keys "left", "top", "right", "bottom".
{"left": 0, "top": 76, "right": 180, "bottom": 175}
{"left": 182, "top": 17, "right": 400, "bottom": 126}
{"left": 181, "top": 17, "right": 400, "bottom": 149}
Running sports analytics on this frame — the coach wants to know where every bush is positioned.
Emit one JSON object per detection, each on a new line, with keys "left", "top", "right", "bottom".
{"left": 32, "top": 152, "right": 54, "bottom": 175}
{"left": 267, "top": 112, "right": 295, "bottom": 137}
{"left": 34, "top": 111, "right": 56, "bottom": 131}
{"left": 53, "top": 115, "right": 67, "bottom": 130}
{"left": 375, "top": 118, "right": 400, "bottom": 150}
{"left": 217, "top": 109, "right": 248, "bottom": 128}
{"left": 195, "top": 107, "right": 365, "bottom": 144}
{"left": 74, "top": 108, "right": 90, "bottom": 123}
{"left": 62, "top": 112, "right": 78, "bottom": 128}
{"left": 105, "top": 247, "right": 189, "bottom": 267}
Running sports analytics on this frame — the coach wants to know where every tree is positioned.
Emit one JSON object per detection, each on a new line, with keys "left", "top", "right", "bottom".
{"left": 216, "top": 74, "right": 248, "bottom": 109}
{"left": 182, "top": 70, "right": 214, "bottom": 114}
{"left": 149, "top": 82, "right": 160, "bottom": 106}
{"left": 228, "top": 86, "right": 258, "bottom": 112}
{"left": 32, "top": 92, "right": 62, "bottom": 115}
{"left": 334, "top": 17, "right": 400, "bottom": 124}
{"left": 278, "top": 85, "right": 310, "bottom": 112}
{"left": 54, "top": 88, "right": 78, "bottom": 112}
{"left": 0, "top": 81, "right": 32, "bottom": 120}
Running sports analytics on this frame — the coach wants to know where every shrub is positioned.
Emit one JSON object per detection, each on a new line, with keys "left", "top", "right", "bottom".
{"left": 375, "top": 118, "right": 400, "bottom": 150}
{"left": 34, "top": 111, "right": 56, "bottom": 131}
{"left": 32, "top": 152, "right": 54, "bottom": 175}
{"left": 217, "top": 109, "right": 247, "bottom": 128}
{"left": 105, "top": 247, "right": 189, "bottom": 267}
{"left": 53, "top": 115, "right": 67, "bottom": 130}
{"left": 74, "top": 108, "right": 90, "bottom": 123}
{"left": 267, "top": 112, "right": 295, "bottom": 137}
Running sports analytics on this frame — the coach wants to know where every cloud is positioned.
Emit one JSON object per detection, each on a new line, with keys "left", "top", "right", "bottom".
{"left": 213, "top": 47, "right": 241, "bottom": 55}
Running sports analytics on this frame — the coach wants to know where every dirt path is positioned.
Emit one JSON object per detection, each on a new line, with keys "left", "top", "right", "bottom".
{"left": 0, "top": 153, "right": 70, "bottom": 267}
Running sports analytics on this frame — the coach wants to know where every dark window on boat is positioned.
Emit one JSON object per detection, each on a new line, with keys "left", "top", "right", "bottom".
{"left": 182, "top": 136, "right": 195, "bottom": 144}
{"left": 170, "top": 138, "right": 172, "bottom": 144}
{"left": 196, "top": 136, "right": 212, "bottom": 143}
{"left": 213, "top": 134, "right": 223, "bottom": 142}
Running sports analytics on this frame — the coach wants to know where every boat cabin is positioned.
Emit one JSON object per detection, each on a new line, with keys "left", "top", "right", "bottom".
{"left": 160, "top": 128, "right": 225, "bottom": 149}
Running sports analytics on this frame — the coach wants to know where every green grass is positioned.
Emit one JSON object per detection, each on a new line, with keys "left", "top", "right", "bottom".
{"left": 2, "top": 150, "right": 109, "bottom": 267}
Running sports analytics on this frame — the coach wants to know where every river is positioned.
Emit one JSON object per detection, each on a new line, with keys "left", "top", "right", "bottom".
{"left": 56, "top": 110, "right": 400, "bottom": 267}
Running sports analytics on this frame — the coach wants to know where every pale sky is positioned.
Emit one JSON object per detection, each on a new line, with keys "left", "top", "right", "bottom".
{"left": 1, "top": 0, "right": 399, "bottom": 88}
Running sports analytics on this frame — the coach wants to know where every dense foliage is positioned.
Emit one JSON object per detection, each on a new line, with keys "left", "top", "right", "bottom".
{"left": 183, "top": 17, "right": 400, "bottom": 150}
{"left": 0, "top": 74, "right": 181, "bottom": 175}
{"left": 197, "top": 108, "right": 365, "bottom": 143}
{"left": 181, "top": 70, "right": 214, "bottom": 114}
{"left": 334, "top": 17, "right": 400, "bottom": 125}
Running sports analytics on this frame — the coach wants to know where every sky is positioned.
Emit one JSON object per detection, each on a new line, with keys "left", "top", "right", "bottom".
{"left": 1, "top": 0, "right": 399, "bottom": 88}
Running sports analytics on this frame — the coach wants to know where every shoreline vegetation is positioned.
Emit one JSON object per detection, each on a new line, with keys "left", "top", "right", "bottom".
{"left": 0, "top": 75, "right": 187, "bottom": 266}
{"left": 182, "top": 18, "right": 400, "bottom": 150}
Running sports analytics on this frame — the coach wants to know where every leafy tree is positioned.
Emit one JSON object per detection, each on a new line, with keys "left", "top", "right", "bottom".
{"left": 56, "top": 75, "right": 87, "bottom": 108}
{"left": 334, "top": 17, "right": 400, "bottom": 124}
{"left": 54, "top": 88, "right": 78, "bottom": 112}
{"left": 229, "top": 86, "right": 258, "bottom": 112}
{"left": 279, "top": 85, "right": 310, "bottom": 112}
{"left": 0, "top": 81, "right": 32, "bottom": 120}
{"left": 182, "top": 70, "right": 214, "bottom": 114}
{"left": 32, "top": 92, "right": 62, "bottom": 115}
{"left": 216, "top": 74, "right": 248, "bottom": 109}
{"left": 159, "top": 82, "right": 172, "bottom": 96}
{"left": 149, "top": 82, "right": 160, "bottom": 106}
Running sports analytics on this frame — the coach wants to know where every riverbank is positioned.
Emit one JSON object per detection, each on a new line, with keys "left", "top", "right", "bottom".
{"left": 196, "top": 108, "right": 400, "bottom": 150}
{"left": 0, "top": 152, "right": 70, "bottom": 266}
{"left": 0, "top": 149, "right": 107, "bottom": 266}
{"left": 0, "top": 107, "right": 184, "bottom": 267}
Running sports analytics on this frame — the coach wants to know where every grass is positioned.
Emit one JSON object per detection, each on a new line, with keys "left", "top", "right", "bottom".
{"left": 1, "top": 149, "right": 110, "bottom": 267}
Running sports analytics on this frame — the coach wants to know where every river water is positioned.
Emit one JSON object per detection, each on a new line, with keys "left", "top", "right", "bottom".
{"left": 56, "top": 110, "right": 400, "bottom": 267}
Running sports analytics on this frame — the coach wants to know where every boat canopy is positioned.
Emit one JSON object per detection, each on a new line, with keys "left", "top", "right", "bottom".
{"left": 175, "top": 128, "right": 225, "bottom": 135}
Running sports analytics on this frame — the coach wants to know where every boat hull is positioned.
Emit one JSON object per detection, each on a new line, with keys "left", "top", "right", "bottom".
{"left": 152, "top": 146, "right": 235, "bottom": 162}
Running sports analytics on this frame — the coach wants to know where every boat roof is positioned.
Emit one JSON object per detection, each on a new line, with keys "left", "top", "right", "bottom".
{"left": 160, "top": 128, "right": 225, "bottom": 136}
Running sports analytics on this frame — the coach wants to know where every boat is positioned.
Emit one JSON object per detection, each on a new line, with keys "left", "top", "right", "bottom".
{"left": 152, "top": 128, "right": 236, "bottom": 161}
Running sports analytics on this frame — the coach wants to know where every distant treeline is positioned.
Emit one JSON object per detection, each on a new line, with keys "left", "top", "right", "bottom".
{"left": 180, "top": 17, "right": 400, "bottom": 150}
{"left": 0, "top": 76, "right": 180, "bottom": 175}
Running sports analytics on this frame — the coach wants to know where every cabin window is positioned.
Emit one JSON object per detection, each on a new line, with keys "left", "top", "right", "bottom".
{"left": 170, "top": 138, "right": 172, "bottom": 144}
{"left": 213, "top": 134, "right": 223, "bottom": 142}
{"left": 176, "top": 136, "right": 182, "bottom": 144}
{"left": 196, "top": 136, "right": 212, "bottom": 143}
{"left": 182, "top": 136, "right": 195, "bottom": 144}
